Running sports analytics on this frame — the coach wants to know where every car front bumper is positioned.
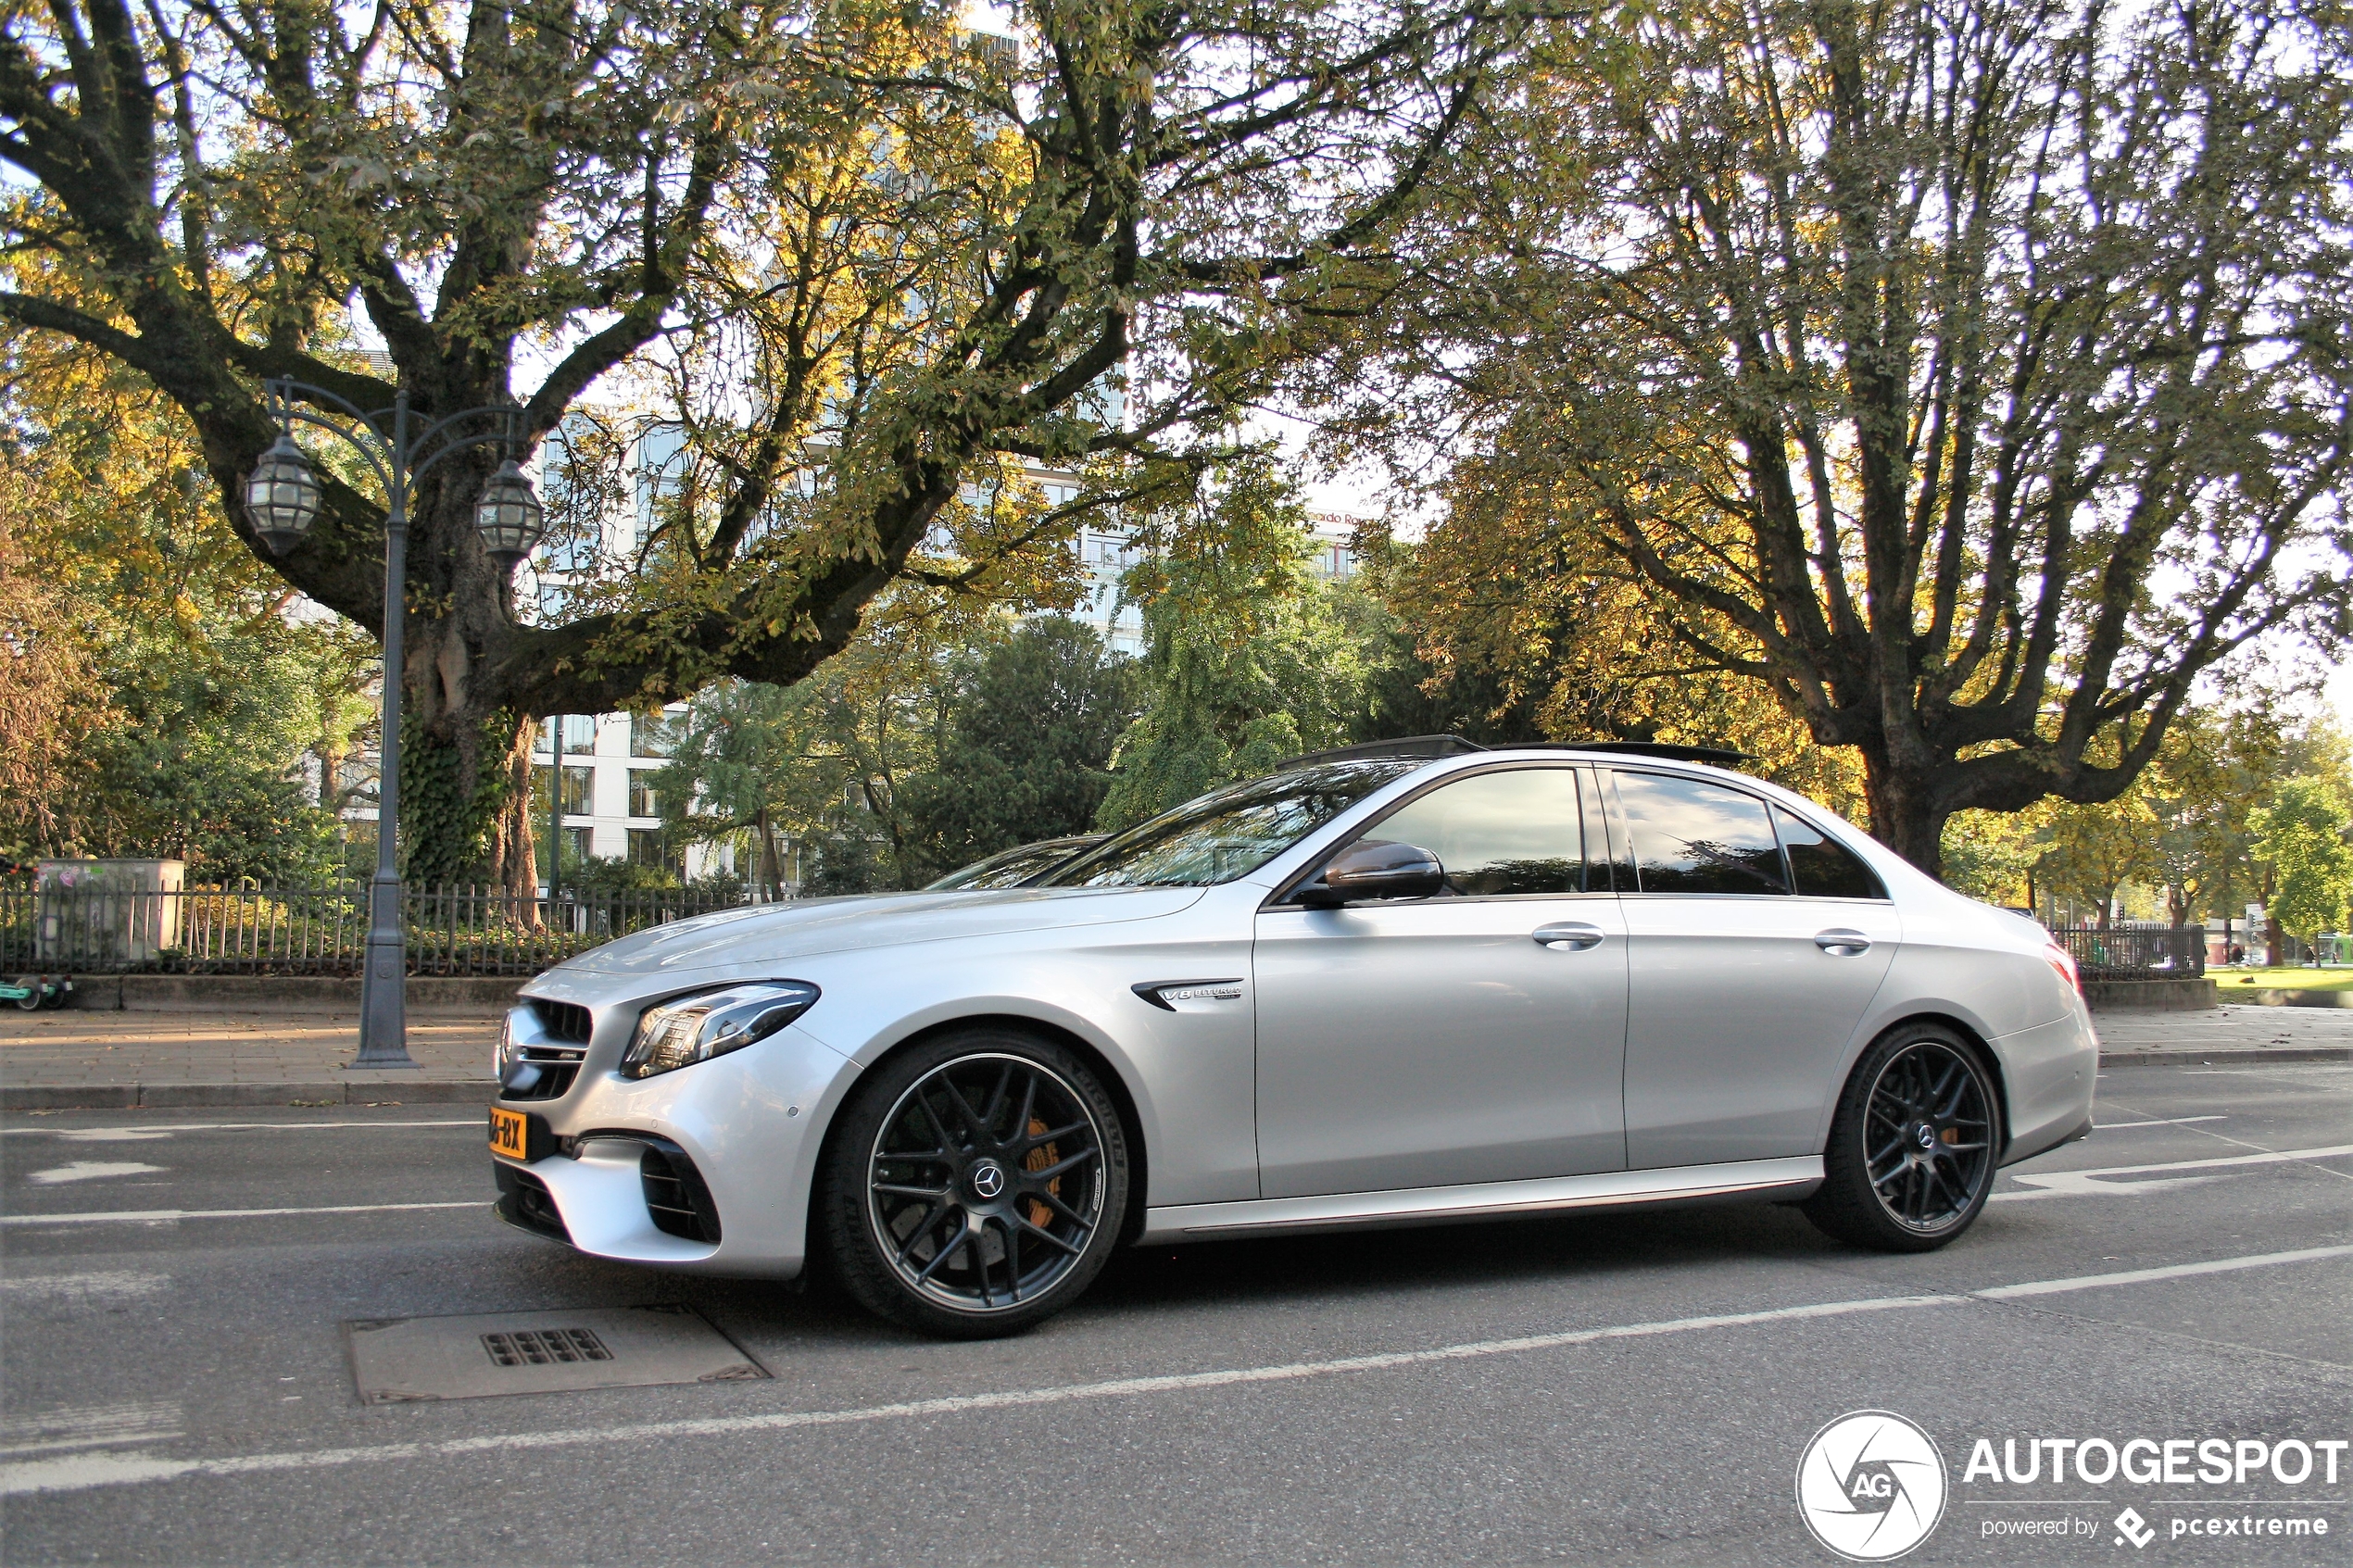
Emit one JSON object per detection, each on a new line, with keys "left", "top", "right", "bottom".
{"left": 487, "top": 1015, "right": 858, "bottom": 1279}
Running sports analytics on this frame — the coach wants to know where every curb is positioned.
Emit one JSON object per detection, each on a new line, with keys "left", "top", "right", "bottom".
{"left": 2097, "top": 1048, "right": 2351, "bottom": 1067}
{"left": 2214, "top": 988, "right": 2353, "bottom": 1009}
{"left": 3, "top": 1080, "right": 498, "bottom": 1110}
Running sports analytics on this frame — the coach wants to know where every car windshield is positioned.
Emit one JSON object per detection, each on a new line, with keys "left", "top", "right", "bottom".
{"left": 925, "top": 838, "right": 1099, "bottom": 892}
{"left": 1038, "top": 761, "right": 1419, "bottom": 888}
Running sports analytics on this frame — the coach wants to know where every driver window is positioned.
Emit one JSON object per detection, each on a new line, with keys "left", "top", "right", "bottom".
{"left": 1351, "top": 768, "right": 1586, "bottom": 897}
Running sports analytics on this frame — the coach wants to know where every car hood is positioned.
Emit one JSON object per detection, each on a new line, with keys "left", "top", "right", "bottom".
{"left": 548, "top": 884, "right": 1208, "bottom": 977}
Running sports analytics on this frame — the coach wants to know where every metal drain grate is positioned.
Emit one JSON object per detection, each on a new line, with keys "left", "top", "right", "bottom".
{"left": 345, "top": 1305, "right": 768, "bottom": 1403}
{"left": 482, "top": 1327, "right": 610, "bottom": 1367}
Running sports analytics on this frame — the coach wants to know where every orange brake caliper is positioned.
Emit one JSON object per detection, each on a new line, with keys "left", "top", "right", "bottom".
{"left": 1024, "top": 1118, "right": 1059, "bottom": 1228}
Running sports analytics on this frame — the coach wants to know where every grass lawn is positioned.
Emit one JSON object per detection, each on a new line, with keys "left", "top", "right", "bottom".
{"left": 2213, "top": 967, "right": 2353, "bottom": 992}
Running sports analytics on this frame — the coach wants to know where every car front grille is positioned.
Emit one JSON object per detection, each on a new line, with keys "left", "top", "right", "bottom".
{"left": 638, "top": 1139, "right": 723, "bottom": 1244}
{"left": 528, "top": 997, "right": 594, "bottom": 1044}
{"left": 498, "top": 1048, "right": 583, "bottom": 1101}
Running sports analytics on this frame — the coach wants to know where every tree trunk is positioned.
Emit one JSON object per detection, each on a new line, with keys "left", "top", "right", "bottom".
{"left": 756, "top": 807, "right": 783, "bottom": 896}
{"left": 1860, "top": 757, "right": 1946, "bottom": 882}
{"left": 484, "top": 720, "right": 539, "bottom": 909}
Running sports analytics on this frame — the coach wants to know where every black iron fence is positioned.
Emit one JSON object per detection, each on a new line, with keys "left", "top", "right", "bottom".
{"left": 0, "top": 882, "right": 791, "bottom": 977}
{"left": 2052, "top": 925, "right": 2208, "bottom": 981}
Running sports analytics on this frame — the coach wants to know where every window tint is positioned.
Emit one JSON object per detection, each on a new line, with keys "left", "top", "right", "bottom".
{"left": 1613, "top": 772, "right": 1789, "bottom": 895}
{"left": 1353, "top": 768, "right": 1585, "bottom": 897}
{"left": 1773, "top": 807, "right": 1887, "bottom": 898}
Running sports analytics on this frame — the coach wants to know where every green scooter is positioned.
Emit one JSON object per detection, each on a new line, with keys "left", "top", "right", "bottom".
{"left": 3, "top": 973, "right": 72, "bottom": 1010}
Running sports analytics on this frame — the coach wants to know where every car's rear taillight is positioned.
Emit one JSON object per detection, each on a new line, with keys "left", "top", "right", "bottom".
{"left": 2045, "top": 942, "right": 2081, "bottom": 994}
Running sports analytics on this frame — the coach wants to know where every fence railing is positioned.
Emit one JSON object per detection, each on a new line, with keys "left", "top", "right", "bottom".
{"left": 0, "top": 883, "right": 794, "bottom": 978}
{"left": 2052, "top": 925, "right": 2208, "bottom": 980}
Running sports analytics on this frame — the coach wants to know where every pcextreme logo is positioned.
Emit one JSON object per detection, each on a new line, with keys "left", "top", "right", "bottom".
{"left": 1796, "top": 1411, "right": 1950, "bottom": 1562}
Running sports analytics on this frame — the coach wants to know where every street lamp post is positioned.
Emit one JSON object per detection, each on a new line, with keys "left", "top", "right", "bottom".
{"left": 243, "top": 380, "right": 545, "bottom": 1068}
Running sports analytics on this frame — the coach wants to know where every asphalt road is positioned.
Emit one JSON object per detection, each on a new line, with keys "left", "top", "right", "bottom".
{"left": 3, "top": 1060, "right": 2348, "bottom": 1567}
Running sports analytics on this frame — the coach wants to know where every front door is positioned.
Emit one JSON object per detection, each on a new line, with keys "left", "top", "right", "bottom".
{"left": 1253, "top": 766, "right": 1629, "bottom": 1198}
{"left": 1604, "top": 770, "right": 1900, "bottom": 1170}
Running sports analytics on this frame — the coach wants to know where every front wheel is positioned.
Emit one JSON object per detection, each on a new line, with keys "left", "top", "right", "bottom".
{"left": 1803, "top": 1023, "right": 2000, "bottom": 1252}
{"left": 814, "top": 1028, "right": 1129, "bottom": 1338}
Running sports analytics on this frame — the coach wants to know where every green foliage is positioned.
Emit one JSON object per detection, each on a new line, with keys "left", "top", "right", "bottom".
{"left": 563, "top": 855, "right": 684, "bottom": 895}
{"left": 899, "top": 619, "right": 1138, "bottom": 870}
{"left": 2249, "top": 778, "right": 2353, "bottom": 941}
{"left": 1095, "top": 461, "right": 1378, "bottom": 830}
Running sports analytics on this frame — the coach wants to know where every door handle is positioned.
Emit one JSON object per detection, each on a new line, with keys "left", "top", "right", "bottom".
{"left": 1533, "top": 922, "right": 1605, "bottom": 951}
{"left": 1815, "top": 929, "right": 1871, "bottom": 955}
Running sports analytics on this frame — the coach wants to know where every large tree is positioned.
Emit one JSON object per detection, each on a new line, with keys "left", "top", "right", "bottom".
{"left": 1335, "top": 0, "right": 2353, "bottom": 874}
{"left": 1, "top": 0, "right": 1529, "bottom": 884}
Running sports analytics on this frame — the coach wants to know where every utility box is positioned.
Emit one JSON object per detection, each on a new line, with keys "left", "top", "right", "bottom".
{"left": 36, "top": 859, "right": 185, "bottom": 969}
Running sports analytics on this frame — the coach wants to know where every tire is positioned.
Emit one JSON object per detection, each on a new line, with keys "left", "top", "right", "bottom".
{"left": 12, "top": 977, "right": 40, "bottom": 1012}
{"left": 813, "top": 1026, "right": 1130, "bottom": 1338}
{"left": 1803, "top": 1022, "right": 2001, "bottom": 1252}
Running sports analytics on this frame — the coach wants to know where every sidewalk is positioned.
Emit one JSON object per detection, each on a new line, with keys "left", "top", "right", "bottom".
{"left": 0, "top": 1007, "right": 500, "bottom": 1109}
{"left": 3, "top": 1000, "right": 2347, "bottom": 1110}
{"left": 2091, "top": 1002, "right": 2353, "bottom": 1063}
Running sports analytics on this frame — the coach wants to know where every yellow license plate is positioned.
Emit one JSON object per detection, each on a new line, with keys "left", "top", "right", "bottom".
{"left": 488, "top": 1106, "right": 531, "bottom": 1160}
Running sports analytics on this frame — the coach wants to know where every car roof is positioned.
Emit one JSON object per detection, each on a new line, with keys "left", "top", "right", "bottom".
{"left": 1278, "top": 734, "right": 1751, "bottom": 770}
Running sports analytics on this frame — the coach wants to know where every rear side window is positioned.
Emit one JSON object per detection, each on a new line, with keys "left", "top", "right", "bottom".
{"left": 1354, "top": 767, "right": 1586, "bottom": 897}
{"left": 1612, "top": 771, "right": 1789, "bottom": 896}
{"left": 1773, "top": 807, "right": 1887, "bottom": 899}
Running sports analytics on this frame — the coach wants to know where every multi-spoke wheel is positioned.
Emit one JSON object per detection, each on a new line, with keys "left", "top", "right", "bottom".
{"left": 1804, "top": 1023, "right": 2001, "bottom": 1252}
{"left": 815, "top": 1028, "right": 1128, "bottom": 1336}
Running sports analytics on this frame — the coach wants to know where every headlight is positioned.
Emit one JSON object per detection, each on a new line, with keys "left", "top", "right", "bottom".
{"left": 621, "top": 982, "right": 819, "bottom": 1080}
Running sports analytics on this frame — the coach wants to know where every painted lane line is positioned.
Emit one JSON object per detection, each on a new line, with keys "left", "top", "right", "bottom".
{"left": 1974, "top": 1242, "right": 2353, "bottom": 1299}
{"left": 0, "top": 1273, "right": 170, "bottom": 1308}
{"left": 1, "top": 1200, "right": 486, "bottom": 1227}
{"left": 1991, "top": 1141, "right": 2353, "bottom": 1202}
{"left": 0, "top": 1295, "right": 1958, "bottom": 1497}
{"left": 28, "top": 1162, "right": 166, "bottom": 1185}
{"left": 10, "top": 1240, "right": 2353, "bottom": 1499}
{"left": 2, "top": 1121, "right": 481, "bottom": 1140}
{"left": 2091, "top": 1115, "right": 2226, "bottom": 1128}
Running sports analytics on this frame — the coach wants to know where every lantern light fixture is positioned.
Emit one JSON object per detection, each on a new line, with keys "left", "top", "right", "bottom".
{"left": 243, "top": 434, "right": 322, "bottom": 554}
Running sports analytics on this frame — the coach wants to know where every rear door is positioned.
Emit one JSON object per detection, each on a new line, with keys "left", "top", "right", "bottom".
{"left": 1252, "top": 765, "right": 1628, "bottom": 1198}
{"left": 1605, "top": 770, "right": 1898, "bottom": 1171}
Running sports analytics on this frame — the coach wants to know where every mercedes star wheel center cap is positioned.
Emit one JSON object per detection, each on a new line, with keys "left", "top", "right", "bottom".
{"left": 969, "top": 1160, "right": 1006, "bottom": 1200}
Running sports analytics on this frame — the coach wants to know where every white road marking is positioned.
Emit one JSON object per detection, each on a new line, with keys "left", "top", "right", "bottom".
{"left": 1, "top": 1201, "right": 485, "bottom": 1227}
{"left": 1976, "top": 1243, "right": 2353, "bottom": 1298}
{"left": 2091, "top": 1115, "right": 2226, "bottom": 1128}
{"left": 28, "top": 1162, "right": 166, "bottom": 1185}
{"left": 0, "top": 1402, "right": 183, "bottom": 1459}
{"left": 6, "top": 1243, "right": 2349, "bottom": 1499}
{"left": 1991, "top": 1141, "right": 2353, "bottom": 1202}
{"left": 2, "top": 1121, "right": 480, "bottom": 1141}
{"left": 0, "top": 1273, "right": 170, "bottom": 1308}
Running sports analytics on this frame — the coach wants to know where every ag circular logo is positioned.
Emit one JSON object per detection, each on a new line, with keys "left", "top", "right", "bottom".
{"left": 1795, "top": 1410, "right": 1948, "bottom": 1562}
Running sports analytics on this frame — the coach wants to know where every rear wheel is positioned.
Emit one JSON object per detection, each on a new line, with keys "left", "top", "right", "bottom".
{"left": 1803, "top": 1023, "right": 1999, "bottom": 1251}
{"left": 12, "top": 977, "right": 40, "bottom": 1012}
{"left": 814, "top": 1027, "right": 1129, "bottom": 1338}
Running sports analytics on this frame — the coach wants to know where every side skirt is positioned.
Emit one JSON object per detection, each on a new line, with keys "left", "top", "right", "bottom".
{"left": 1139, "top": 1156, "right": 1824, "bottom": 1245}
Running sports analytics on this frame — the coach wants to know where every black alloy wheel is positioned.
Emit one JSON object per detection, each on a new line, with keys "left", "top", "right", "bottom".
{"left": 1804, "top": 1024, "right": 2000, "bottom": 1252}
{"left": 816, "top": 1029, "right": 1128, "bottom": 1337}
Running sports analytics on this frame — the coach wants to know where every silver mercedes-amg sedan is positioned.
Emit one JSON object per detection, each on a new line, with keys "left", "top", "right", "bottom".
{"left": 488, "top": 740, "right": 2096, "bottom": 1337}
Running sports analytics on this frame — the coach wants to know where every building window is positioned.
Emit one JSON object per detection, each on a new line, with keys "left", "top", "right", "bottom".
{"left": 560, "top": 714, "right": 598, "bottom": 755}
{"left": 630, "top": 710, "right": 678, "bottom": 759}
{"left": 627, "top": 828, "right": 673, "bottom": 871}
{"left": 628, "top": 773, "right": 659, "bottom": 819}
{"left": 559, "top": 765, "right": 594, "bottom": 815}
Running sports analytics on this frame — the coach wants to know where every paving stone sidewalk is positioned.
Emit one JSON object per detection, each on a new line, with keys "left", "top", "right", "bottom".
{"left": 0, "top": 1007, "right": 499, "bottom": 1107}
{"left": 2092, "top": 1001, "right": 2353, "bottom": 1061}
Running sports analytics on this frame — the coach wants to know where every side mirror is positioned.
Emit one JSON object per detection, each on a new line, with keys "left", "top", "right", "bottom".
{"left": 1300, "top": 839, "right": 1445, "bottom": 908}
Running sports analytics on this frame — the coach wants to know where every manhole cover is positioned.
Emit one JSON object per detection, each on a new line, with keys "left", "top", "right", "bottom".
{"left": 344, "top": 1305, "right": 768, "bottom": 1404}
